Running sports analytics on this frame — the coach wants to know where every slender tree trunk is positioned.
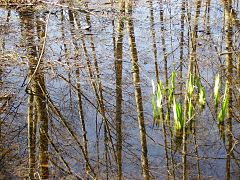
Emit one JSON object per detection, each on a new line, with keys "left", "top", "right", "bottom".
{"left": 159, "top": 0, "right": 168, "bottom": 87}
{"left": 238, "top": 52, "right": 240, "bottom": 107}
{"left": 203, "top": 0, "right": 208, "bottom": 29}
{"left": 35, "top": 50, "right": 49, "bottom": 179}
{"left": 28, "top": 93, "right": 37, "bottom": 179}
{"left": 126, "top": 1, "right": 150, "bottom": 179}
{"left": 180, "top": 0, "right": 185, "bottom": 99}
{"left": 224, "top": 1, "right": 233, "bottom": 179}
{"left": 186, "top": 0, "right": 191, "bottom": 58}
{"left": 159, "top": 1, "right": 171, "bottom": 178}
{"left": 20, "top": 10, "right": 49, "bottom": 179}
{"left": 35, "top": 13, "right": 50, "bottom": 180}
{"left": 188, "top": 0, "right": 201, "bottom": 75}
{"left": 25, "top": 23, "right": 37, "bottom": 180}
{"left": 193, "top": 122, "right": 201, "bottom": 180}
{"left": 221, "top": 0, "right": 240, "bottom": 108}
{"left": 95, "top": 112, "right": 100, "bottom": 175}
{"left": 114, "top": 0, "right": 125, "bottom": 179}
{"left": 203, "top": 0, "right": 211, "bottom": 34}
{"left": 221, "top": 0, "right": 240, "bottom": 31}
{"left": 183, "top": 1, "right": 201, "bottom": 179}
{"left": 149, "top": 0, "right": 159, "bottom": 83}
{"left": 111, "top": 0, "right": 116, "bottom": 53}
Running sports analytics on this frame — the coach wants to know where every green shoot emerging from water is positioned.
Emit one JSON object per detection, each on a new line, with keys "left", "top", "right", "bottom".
{"left": 173, "top": 97, "right": 184, "bottom": 132}
{"left": 187, "top": 73, "right": 194, "bottom": 98}
{"left": 169, "top": 70, "right": 176, "bottom": 105}
{"left": 195, "top": 76, "right": 205, "bottom": 109}
{"left": 218, "top": 84, "right": 228, "bottom": 124}
{"left": 152, "top": 80, "right": 163, "bottom": 126}
{"left": 199, "top": 87, "right": 205, "bottom": 109}
{"left": 214, "top": 74, "right": 221, "bottom": 109}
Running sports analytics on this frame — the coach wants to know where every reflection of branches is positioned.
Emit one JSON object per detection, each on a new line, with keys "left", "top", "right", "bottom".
{"left": 26, "top": 11, "right": 50, "bottom": 88}
{"left": 45, "top": 131, "right": 82, "bottom": 179}
{"left": 26, "top": 0, "right": 61, "bottom": 90}
{"left": 41, "top": 0, "right": 94, "bottom": 14}
{"left": 47, "top": 94, "right": 96, "bottom": 179}
{"left": 49, "top": 158, "right": 83, "bottom": 180}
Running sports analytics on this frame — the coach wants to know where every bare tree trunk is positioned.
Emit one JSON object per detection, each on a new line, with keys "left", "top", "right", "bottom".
{"left": 126, "top": 1, "right": 150, "bottom": 179}
{"left": 188, "top": 0, "right": 201, "bottom": 75}
{"left": 114, "top": 0, "right": 125, "bottom": 179}
{"left": 221, "top": 0, "right": 240, "bottom": 108}
{"left": 25, "top": 25, "right": 38, "bottom": 180}
{"left": 159, "top": 1, "right": 171, "bottom": 178}
{"left": 28, "top": 92, "right": 36, "bottom": 179}
{"left": 149, "top": 0, "right": 159, "bottom": 83}
{"left": 221, "top": 0, "right": 240, "bottom": 31}
{"left": 203, "top": 0, "right": 211, "bottom": 34}
{"left": 224, "top": 1, "right": 233, "bottom": 179}
{"left": 186, "top": 0, "right": 192, "bottom": 58}
{"left": 34, "top": 13, "right": 50, "bottom": 179}
{"left": 238, "top": 52, "right": 240, "bottom": 107}
{"left": 180, "top": 0, "right": 185, "bottom": 99}
{"left": 95, "top": 112, "right": 100, "bottom": 175}
{"left": 20, "top": 10, "right": 49, "bottom": 179}
{"left": 183, "top": 1, "right": 201, "bottom": 179}
{"left": 159, "top": 0, "right": 168, "bottom": 86}
{"left": 111, "top": 0, "right": 116, "bottom": 54}
{"left": 35, "top": 52, "right": 49, "bottom": 180}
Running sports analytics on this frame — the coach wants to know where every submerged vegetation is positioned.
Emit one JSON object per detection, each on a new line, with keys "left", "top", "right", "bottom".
{"left": 0, "top": 0, "right": 240, "bottom": 179}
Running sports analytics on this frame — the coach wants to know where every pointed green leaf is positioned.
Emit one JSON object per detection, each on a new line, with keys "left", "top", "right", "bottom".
{"left": 199, "top": 87, "right": 205, "bottom": 109}
{"left": 214, "top": 74, "right": 220, "bottom": 108}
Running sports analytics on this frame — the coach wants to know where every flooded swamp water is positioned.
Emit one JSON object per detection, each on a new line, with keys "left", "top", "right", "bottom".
{"left": 0, "top": 0, "right": 240, "bottom": 179}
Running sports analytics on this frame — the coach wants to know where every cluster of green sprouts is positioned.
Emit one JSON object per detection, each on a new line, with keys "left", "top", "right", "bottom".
{"left": 152, "top": 72, "right": 229, "bottom": 137}
{"left": 151, "top": 71, "right": 206, "bottom": 136}
{"left": 151, "top": 80, "right": 163, "bottom": 126}
{"left": 214, "top": 74, "right": 228, "bottom": 124}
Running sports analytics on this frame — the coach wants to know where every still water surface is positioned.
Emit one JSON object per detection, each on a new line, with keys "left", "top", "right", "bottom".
{"left": 0, "top": 0, "right": 240, "bottom": 179}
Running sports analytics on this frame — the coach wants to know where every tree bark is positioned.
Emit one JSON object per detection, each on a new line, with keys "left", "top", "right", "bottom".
{"left": 126, "top": 1, "right": 150, "bottom": 179}
{"left": 149, "top": 0, "right": 159, "bottom": 83}
{"left": 183, "top": 1, "right": 201, "bottom": 179}
{"left": 224, "top": 0, "right": 233, "bottom": 179}
{"left": 27, "top": 93, "right": 36, "bottom": 179}
{"left": 20, "top": 10, "right": 49, "bottom": 179}
{"left": 114, "top": 1, "right": 125, "bottom": 179}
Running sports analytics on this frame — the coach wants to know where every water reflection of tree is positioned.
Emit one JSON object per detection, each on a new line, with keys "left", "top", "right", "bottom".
{"left": 1, "top": 0, "right": 240, "bottom": 179}
{"left": 19, "top": 8, "right": 49, "bottom": 179}
{"left": 126, "top": 0, "right": 150, "bottom": 179}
